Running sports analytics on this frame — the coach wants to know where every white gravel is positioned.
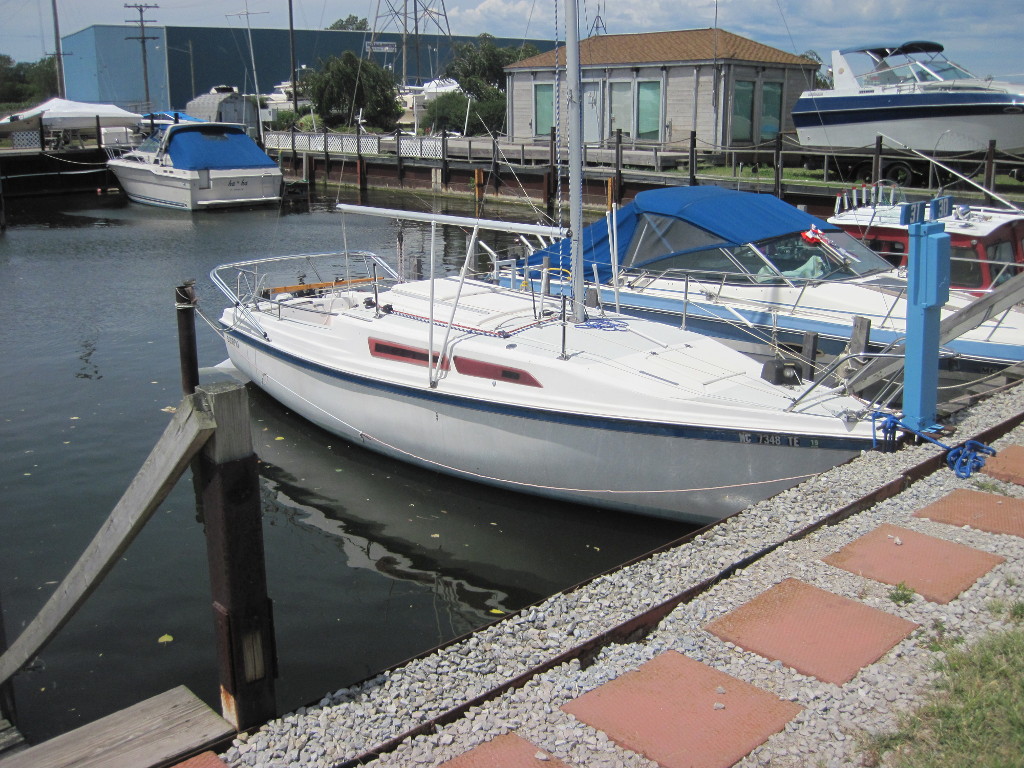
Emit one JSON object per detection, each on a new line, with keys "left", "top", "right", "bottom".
{"left": 222, "top": 383, "right": 1024, "bottom": 768}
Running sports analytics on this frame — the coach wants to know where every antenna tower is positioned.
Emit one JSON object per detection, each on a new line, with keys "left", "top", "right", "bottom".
{"left": 372, "top": 0, "right": 452, "bottom": 86}
{"left": 588, "top": 1, "right": 607, "bottom": 37}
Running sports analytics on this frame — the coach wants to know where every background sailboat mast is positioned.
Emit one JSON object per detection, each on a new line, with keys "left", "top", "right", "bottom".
{"left": 564, "top": 0, "right": 585, "bottom": 321}
{"left": 288, "top": 0, "right": 298, "bottom": 113}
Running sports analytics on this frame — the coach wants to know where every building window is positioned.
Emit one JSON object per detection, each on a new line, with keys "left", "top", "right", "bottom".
{"left": 759, "top": 82, "right": 783, "bottom": 140}
{"left": 534, "top": 83, "right": 553, "bottom": 136}
{"left": 637, "top": 81, "right": 661, "bottom": 141}
{"left": 732, "top": 80, "right": 754, "bottom": 142}
{"left": 609, "top": 81, "right": 633, "bottom": 137}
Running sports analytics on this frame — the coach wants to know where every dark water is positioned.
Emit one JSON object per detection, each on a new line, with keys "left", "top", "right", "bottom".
{"left": 0, "top": 189, "right": 694, "bottom": 743}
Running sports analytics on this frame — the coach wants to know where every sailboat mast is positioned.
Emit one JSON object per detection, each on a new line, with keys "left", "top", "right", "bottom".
{"left": 564, "top": 0, "right": 586, "bottom": 321}
{"left": 288, "top": 0, "right": 298, "bottom": 114}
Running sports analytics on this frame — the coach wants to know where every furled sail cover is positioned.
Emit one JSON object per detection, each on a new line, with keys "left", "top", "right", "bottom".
{"left": 165, "top": 124, "right": 278, "bottom": 170}
{"left": 524, "top": 186, "right": 838, "bottom": 283}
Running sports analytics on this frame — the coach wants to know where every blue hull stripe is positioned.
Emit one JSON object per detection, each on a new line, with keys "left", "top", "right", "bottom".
{"left": 225, "top": 327, "right": 875, "bottom": 452}
{"left": 793, "top": 92, "right": 1024, "bottom": 128}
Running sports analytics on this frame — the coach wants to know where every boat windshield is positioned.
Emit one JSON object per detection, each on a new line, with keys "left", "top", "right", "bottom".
{"left": 625, "top": 229, "right": 892, "bottom": 285}
{"left": 856, "top": 56, "right": 976, "bottom": 87}
{"left": 136, "top": 131, "right": 163, "bottom": 153}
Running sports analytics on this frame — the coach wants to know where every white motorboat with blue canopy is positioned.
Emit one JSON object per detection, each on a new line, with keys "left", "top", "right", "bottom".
{"left": 107, "top": 122, "right": 282, "bottom": 210}
{"left": 792, "top": 42, "right": 1024, "bottom": 153}
{"left": 513, "top": 186, "right": 1024, "bottom": 377}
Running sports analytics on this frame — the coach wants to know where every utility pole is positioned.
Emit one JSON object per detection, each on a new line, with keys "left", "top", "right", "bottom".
{"left": 51, "top": 0, "right": 66, "bottom": 98}
{"left": 125, "top": 3, "right": 159, "bottom": 112}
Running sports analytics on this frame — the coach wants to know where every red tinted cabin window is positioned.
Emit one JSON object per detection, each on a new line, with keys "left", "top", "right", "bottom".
{"left": 453, "top": 357, "right": 542, "bottom": 387}
{"left": 369, "top": 339, "right": 449, "bottom": 369}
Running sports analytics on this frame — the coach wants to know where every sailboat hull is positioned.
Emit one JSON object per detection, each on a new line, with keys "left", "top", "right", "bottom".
{"left": 224, "top": 326, "right": 866, "bottom": 525}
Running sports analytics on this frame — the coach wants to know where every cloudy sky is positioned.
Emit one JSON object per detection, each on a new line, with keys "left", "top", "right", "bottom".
{"left": 2, "top": 0, "right": 1022, "bottom": 84}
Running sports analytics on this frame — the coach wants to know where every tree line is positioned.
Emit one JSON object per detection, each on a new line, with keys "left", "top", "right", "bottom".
{"left": 0, "top": 54, "right": 59, "bottom": 112}
{"left": 295, "top": 29, "right": 538, "bottom": 137}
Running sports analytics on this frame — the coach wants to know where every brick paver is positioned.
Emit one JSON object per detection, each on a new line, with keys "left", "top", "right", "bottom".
{"left": 705, "top": 578, "right": 917, "bottom": 685}
{"left": 562, "top": 650, "right": 800, "bottom": 768}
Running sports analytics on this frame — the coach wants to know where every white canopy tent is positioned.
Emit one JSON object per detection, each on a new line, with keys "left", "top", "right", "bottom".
{"left": 0, "top": 98, "right": 142, "bottom": 135}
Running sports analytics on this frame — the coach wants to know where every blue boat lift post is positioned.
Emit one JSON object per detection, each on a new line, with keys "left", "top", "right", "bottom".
{"left": 902, "top": 198, "right": 952, "bottom": 431}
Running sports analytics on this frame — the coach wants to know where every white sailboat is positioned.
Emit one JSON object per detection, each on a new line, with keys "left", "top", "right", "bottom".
{"left": 210, "top": 0, "right": 886, "bottom": 524}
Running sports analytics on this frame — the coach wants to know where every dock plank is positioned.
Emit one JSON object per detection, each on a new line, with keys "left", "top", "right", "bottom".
{"left": 0, "top": 719, "right": 27, "bottom": 758}
{"left": 0, "top": 686, "right": 234, "bottom": 768}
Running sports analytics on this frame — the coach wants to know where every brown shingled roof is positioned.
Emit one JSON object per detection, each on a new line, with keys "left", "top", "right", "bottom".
{"left": 506, "top": 28, "right": 815, "bottom": 69}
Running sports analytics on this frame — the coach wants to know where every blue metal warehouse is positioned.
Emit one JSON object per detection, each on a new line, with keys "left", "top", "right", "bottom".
{"left": 61, "top": 25, "right": 554, "bottom": 112}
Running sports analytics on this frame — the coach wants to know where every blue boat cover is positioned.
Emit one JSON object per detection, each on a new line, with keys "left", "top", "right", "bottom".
{"left": 525, "top": 186, "right": 838, "bottom": 282}
{"left": 165, "top": 124, "right": 277, "bottom": 171}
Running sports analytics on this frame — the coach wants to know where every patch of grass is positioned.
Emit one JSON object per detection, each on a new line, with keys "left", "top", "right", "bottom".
{"left": 861, "top": 628, "right": 1024, "bottom": 767}
{"left": 1008, "top": 601, "right": 1024, "bottom": 622}
{"left": 988, "top": 598, "right": 1007, "bottom": 616}
{"left": 924, "top": 620, "right": 964, "bottom": 653}
{"left": 889, "top": 582, "right": 916, "bottom": 605}
{"left": 971, "top": 478, "right": 1007, "bottom": 495}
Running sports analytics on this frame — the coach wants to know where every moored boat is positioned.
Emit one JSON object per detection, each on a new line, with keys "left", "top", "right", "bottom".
{"left": 828, "top": 183, "right": 1024, "bottom": 293}
{"left": 211, "top": 245, "right": 882, "bottom": 524}
{"left": 792, "top": 42, "right": 1024, "bottom": 154}
{"left": 107, "top": 122, "right": 283, "bottom": 210}
{"left": 514, "top": 186, "right": 1024, "bottom": 375}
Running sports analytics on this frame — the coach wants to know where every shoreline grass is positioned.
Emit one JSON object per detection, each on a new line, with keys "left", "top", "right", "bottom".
{"left": 861, "top": 624, "right": 1024, "bottom": 767}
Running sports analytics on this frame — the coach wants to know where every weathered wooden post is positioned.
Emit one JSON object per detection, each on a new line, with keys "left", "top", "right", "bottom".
{"left": 394, "top": 128, "right": 404, "bottom": 184}
{"left": 614, "top": 128, "right": 623, "bottom": 204}
{"left": 175, "top": 281, "right": 200, "bottom": 395}
{"left": 984, "top": 140, "right": 996, "bottom": 205}
{"left": 872, "top": 135, "right": 883, "bottom": 183}
{"left": 441, "top": 130, "right": 450, "bottom": 188}
{"left": 688, "top": 130, "right": 697, "bottom": 186}
{"left": 195, "top": 381, "right": 278, "bottom": 731}
{"left": 490, "top": 136, "right": 500, "bottom": 194}
{"left": 773, "top": 133, "right": 783, "bottom": 197}
{"left": 322, "top": 124, "right": 330, "bottom": 189}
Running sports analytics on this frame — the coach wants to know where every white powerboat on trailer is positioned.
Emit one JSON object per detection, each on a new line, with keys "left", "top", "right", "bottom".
{"left": 792, "top": 41, "right": 1024, "bottom": 153}
{"left": 211, "top": 232, "right": 882, "bottom": 524}
{"left": 107, "top": 122, "right": 282, "bottom": 210}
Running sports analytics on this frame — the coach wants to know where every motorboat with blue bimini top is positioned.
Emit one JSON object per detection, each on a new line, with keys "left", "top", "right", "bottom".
{"left": 792, "top": 41, "right": 1024, "bottom": 154}
{"left": 106, "top": 121, "right": 283, "bottom": 210}
{"left": 511, "top": 186, "right": 1024, "bottom": 380}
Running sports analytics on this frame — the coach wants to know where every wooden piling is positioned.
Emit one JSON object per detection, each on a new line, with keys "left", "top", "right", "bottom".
{"left": 175, "top": 282, "right": 200, "bottom": 395}
{"left": 194, "top": 382, "right": 277, "bottom": 731}
{"left": 688, "top": 131, "right": 697, "bottom": 187}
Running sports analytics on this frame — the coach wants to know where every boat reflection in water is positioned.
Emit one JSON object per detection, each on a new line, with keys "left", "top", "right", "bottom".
{"left": 242, "top": 377, "right": 695, "bottom": 642}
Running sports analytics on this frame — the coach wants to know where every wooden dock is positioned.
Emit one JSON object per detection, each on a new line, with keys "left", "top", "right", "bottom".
{"left": 0, "top": 686, "right": 233, "bottom": 768}
{"left": 0, "top": 719, "right": 26, "bottom": 761}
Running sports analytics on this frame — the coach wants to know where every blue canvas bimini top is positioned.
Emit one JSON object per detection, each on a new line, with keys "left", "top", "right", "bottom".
{"left": 526, "top": 186, "right": 840, "bottom": 283}
{"left": 164, "top": 124, "right": 277, "bottom": 171}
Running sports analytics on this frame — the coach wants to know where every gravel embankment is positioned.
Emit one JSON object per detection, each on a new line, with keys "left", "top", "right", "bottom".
{"left": 223, "top": 383, "right": 1024, "bottom": 768}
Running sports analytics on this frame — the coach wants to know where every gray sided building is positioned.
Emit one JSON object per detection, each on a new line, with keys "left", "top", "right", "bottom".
{"left": 505, "top": 28, "right": 819, "bottom": 150}
{"left": 62, "top": 25, "right": 554, "bottom": 113}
